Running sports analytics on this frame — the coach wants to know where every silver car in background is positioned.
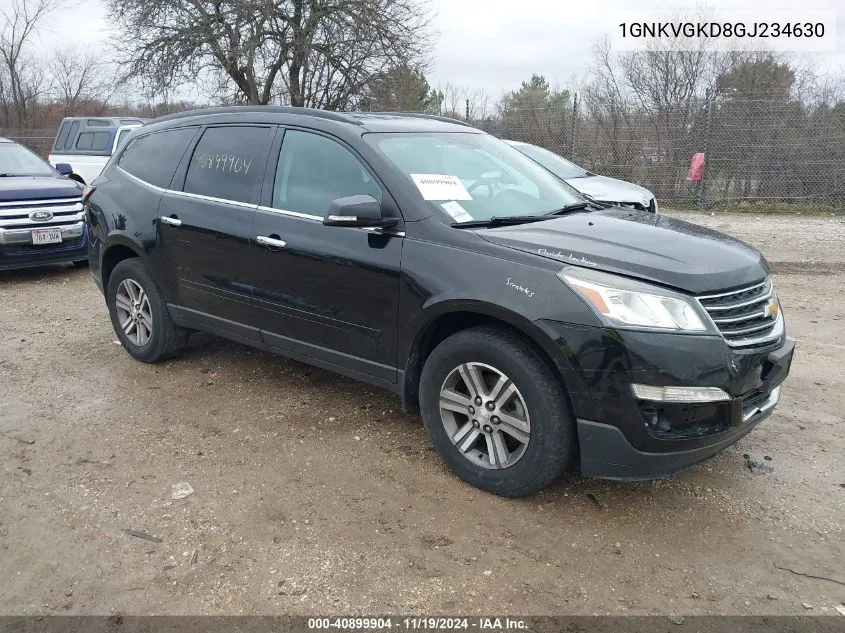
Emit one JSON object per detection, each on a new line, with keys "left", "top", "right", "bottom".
{"left": 505, "top": 140, "right": 659, "bottom": 213}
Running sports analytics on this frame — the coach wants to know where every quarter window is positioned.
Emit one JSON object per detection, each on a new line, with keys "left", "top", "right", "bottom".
{"left": 118, "top": 127, "right": 197, "bottom": 189}
{"left": 55, "top": 122, "right": 71, "bottom": 151}
{"left": 64, "top": 121, "right": 79, "bottom": 150}
{"left": 184, "top": 126, "right": 272, "bottom": 204}
{"left": 273, "top": 130, "right": 381, "bottom": 216}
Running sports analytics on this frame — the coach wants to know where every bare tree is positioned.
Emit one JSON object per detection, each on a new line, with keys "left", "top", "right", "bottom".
{"left": 105, "top": 0, "right": 432, "bottom": 108}
{"left": 48, "top": 45, "right": 119, "bottom": 116}
{"left": 440, "top": 82, "right": 489, "bottom": 121}
{"left": 0, "top": 0, "right": 60, "bottom": 127}
{"left": 581, "top": 37, "right": 636, "bottom": 175}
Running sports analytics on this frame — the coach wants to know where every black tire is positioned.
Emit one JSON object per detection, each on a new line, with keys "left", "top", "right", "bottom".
{"left": 106, "top": 258, "right": 187, "bottom": 363}
{"left": 419, "top": 326, "right": 576, "bottom": 497}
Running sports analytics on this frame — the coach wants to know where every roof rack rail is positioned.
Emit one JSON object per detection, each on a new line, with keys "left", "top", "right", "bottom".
{"left": 150, "top": 106, "right": 362, "bottom": 125}
{"left": 358, "top": 112, "right": 474, "bottom": 127}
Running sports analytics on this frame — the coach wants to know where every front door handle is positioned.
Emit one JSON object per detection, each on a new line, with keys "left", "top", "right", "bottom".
{"left": 256, "top": 235, "right": 287, "bottom": 249}
{"left": 160, "top": 215, "right": 182, "bottom": 226}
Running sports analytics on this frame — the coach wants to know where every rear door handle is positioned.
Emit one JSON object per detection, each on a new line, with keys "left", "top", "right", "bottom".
{"left": 256, "top": 235, "right": 287, "bottom": 248}
{"left": 160, "top": 216, "right": 182, "bottom": 226}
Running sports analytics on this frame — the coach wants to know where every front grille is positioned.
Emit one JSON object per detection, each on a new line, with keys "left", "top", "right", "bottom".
{"left": 0, "top": 197, "right": 84, "bottom": 231}
{"left": 613, "top": 201, "right": 649, "bottom": 212}
{"left": 697, "top": 278, "right": 781, "bottom": 348}
{"left": 0, "top": 197, "right": 84, "bottom": 246}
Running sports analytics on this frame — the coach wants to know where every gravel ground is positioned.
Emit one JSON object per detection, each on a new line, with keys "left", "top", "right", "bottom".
{"left": 0, "top": 211, "right": 843, "bottom": 616}
{"left": 668, "top": 211, "right": 845, "bottom": 273}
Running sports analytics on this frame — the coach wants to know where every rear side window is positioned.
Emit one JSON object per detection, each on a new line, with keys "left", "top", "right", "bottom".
{"left": 183, "top": 126, "right": 272, "bottom": 204}
{"left": 76, "top": 131, "right": 111, "bottom": 152}
{"left": 55, "top": 122, "right": 71, "bottom": 151}
{"left": 118, "top": 127, "right": 197, "bottom": 189}
{"left": 64, "top": 121, "right": 80, "bottom": 150}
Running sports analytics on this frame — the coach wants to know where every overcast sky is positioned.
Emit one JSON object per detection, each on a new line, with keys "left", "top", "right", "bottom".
{"left": 35, "top": 0, "right": 844, "bottom": 99}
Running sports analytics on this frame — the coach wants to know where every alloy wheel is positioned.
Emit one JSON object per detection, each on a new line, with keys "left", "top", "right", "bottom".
{"left": 438, "top": 362, "right": 531, "bottom": 469}
{"left": 115, "top": 278, "right": 153, "bottom": 347}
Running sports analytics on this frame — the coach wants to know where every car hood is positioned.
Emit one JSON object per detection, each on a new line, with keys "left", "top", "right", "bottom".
{"left": 0, "top": 176, "right": 83, "bottom": 202}
{"left": 476, "top": 209, "right": 768, "bottom": 294}
{"left": 567, "top": 174, "right": 654, "bottom": 207}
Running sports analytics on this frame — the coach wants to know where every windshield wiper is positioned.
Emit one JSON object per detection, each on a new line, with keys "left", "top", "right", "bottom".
{"left": 451, "top": 215, "right": 554, "bottom": 228}
{"left": 545, "top": 201, "right": 603, "bottom": 215}
{"left": 0, "top": 173, "right": 19, "bottom": 177}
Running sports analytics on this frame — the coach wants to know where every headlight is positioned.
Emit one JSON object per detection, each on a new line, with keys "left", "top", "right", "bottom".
{"left": 557, "top": 267, "right": 716, "bottom": 333}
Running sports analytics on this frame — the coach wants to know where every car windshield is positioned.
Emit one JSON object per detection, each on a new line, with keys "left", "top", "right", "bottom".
{"left": 365, "top": 132, "right": 585, "bottom": 223}
{"left": 508, "top": 142, "right": 590, "bottom": 180}
{"left": 0, "top": 142, "right": 55, "bottom": 176}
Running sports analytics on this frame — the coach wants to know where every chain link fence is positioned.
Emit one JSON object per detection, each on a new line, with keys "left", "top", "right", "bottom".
{"left": 1, "top": 129, "right": 57, "bottom": 159}
{"left": 6, "top": 97, "right": 844, "bottom": 214}
{"left": 475, "top": 94, "right": 845, "bottom": 213}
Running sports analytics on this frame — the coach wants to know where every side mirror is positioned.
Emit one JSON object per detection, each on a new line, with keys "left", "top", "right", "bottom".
{"left": 323, "top": 195, "right": 397, "bottom": 228}
{"left": 55, "top": 163, "right": 73, "bottom": 176}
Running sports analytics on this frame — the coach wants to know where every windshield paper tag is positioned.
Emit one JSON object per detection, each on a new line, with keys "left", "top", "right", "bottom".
{"left": 411, "top": 174, "right": 472, "bottom": 201}
{"left": 441, "top": 201, "right": 474, "bottom": 223}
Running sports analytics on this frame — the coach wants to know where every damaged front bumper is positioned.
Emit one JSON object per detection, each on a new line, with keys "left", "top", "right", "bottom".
{"left": 534, "top": 320, "right": 795, "bottom": 480}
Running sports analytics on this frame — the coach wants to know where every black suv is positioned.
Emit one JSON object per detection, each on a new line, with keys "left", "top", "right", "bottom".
{"left": 86, "top": 107, "right": 794, "bottom": 497}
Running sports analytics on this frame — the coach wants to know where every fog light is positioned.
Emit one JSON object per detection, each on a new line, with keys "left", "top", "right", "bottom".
{"left": 631, "top": 384, "right": 731, "bottom": 403}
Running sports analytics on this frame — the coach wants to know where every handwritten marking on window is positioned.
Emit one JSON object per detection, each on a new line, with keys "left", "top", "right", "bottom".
{"left": 195, "top": 153, "right": 253, "bottom": 175}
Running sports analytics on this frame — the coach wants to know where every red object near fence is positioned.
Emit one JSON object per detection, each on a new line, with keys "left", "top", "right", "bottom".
{"left": 686, "top": 152, "right": 705, "bottom": 181}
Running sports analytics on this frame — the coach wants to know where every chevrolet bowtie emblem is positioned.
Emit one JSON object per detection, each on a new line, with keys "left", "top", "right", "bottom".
{"left": 764, "top": 297, "right": 780, "bottom": 319}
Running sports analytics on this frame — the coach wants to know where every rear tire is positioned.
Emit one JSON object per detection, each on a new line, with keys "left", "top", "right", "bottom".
{"left": 106, "top": 258, "right": 187, "bottom": 363}
{"left": 419, "top": 326, "right": 576, "bottom": 497}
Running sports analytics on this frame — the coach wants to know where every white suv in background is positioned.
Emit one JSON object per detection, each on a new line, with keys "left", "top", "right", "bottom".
{"left": 48, "top": 117, "right": 146, "bottom": 184}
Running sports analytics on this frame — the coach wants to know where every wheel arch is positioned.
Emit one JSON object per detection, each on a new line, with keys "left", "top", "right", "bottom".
{"left": 401, "top": 302, "right": 577, "bottom": 414}
{"left": 101, "top": 239, "right": 146, "bottom": 292}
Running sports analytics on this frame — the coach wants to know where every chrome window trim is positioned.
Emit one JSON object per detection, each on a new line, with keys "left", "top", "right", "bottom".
{"left": 256, "top": 205, "right": 322, "bottom": 221}
{"left": 117, "top": 167, "right": 406, "bottom": 235}
{"left": 174, "top": 189, "right": 256, "bottom": 210}
{"left": 117, "top": 166, "right": 165, "bottom": 193}
{"left": 118, "top": 166, "right": 255, "bottom": 209}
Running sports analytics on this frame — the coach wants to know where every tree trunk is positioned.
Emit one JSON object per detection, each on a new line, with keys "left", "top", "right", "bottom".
{"left": 288, "top": 63, "right": 303, "bottom": 106}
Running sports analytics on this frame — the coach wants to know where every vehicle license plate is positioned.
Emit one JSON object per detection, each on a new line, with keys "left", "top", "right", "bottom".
{"left": 32, "top": 228, "right": 62, "bottom": 245}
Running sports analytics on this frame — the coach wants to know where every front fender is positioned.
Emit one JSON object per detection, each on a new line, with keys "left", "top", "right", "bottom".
{"left": 397, "top": 238, "right": 601, "bottom": 415}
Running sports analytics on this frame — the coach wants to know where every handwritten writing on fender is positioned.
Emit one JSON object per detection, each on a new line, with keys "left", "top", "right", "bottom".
{"left": 538, "top": 248, "right": 597, "bottom": 267}
{"left": 506, "top": 277, "right": 535, "bottom": 298}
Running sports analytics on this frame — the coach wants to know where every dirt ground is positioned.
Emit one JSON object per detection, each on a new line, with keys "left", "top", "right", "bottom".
{"left": 0, "top": 212, "right": 843, "bottom": 616}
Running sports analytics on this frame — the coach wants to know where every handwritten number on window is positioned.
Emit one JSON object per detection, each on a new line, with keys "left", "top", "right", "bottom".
{"left": 196, "top": 153, "right": 252, "bottom": 175}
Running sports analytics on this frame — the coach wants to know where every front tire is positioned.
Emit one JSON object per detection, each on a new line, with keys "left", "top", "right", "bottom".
{"left": 419, "top": 326, "right": 576, "bottom": 497}
{"left": 106, "top": 258, "right": 187, "bottom": 363}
